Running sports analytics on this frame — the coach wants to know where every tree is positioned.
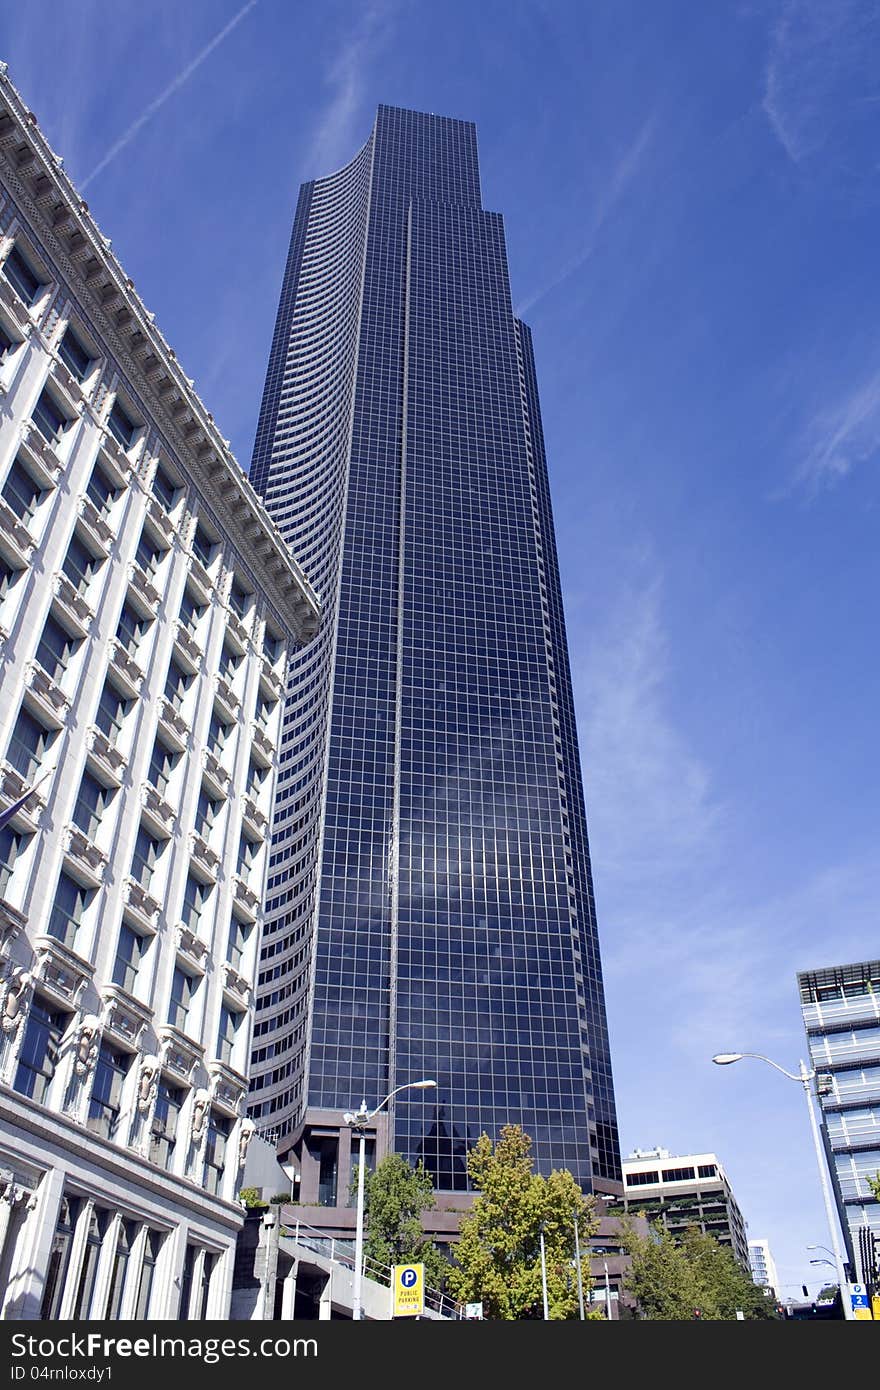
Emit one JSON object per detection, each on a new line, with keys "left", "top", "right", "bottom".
{"left": 446, "top": 1124, "right": 601, "bottom": 1319}
{"left": 868, "top": 1171, "right": 880, "bottom": 1202}
{"left": 620, "top": 1219, "right": 777, "bottom": 1320}
{"left": 355, "top": 1153, "right": 448, "bottom": 1291}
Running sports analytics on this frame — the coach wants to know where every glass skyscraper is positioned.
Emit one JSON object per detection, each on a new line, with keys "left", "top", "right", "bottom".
{"left": 248, "top": 104, "right": 621, "bottom": 1196}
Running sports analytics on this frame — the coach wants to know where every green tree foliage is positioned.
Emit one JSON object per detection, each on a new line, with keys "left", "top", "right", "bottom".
{"left": 620, "top": 1219, "right": 777, "bottom": 1320}
{"left": 446, "top": 1124, "right": 600, "bottom": 1319}
{"left": 355, "top": 1153, "right": 448, "bottom": 1291}
{"left": 868, "top": 1171, "right": 880, "bottom": 1202}
{"left": 238, "top": 1187, "right": 267, "bottom": 1210}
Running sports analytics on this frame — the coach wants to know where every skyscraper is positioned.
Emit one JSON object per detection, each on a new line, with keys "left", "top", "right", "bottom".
{"left": 249, "top": 104, "right": 621, "bottom": 1202}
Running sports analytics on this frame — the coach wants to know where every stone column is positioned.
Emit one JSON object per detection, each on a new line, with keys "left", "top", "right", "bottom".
{"left": 1, "top": 1164, "right": 64, "bottom": 1320}
{"left": 58, "top": 1197, "right": 95, "bottom": 1319}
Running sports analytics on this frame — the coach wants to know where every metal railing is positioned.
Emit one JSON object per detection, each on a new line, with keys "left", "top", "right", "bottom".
{"left": 280, "top": 1213, "right": 465, "bottom": 1320}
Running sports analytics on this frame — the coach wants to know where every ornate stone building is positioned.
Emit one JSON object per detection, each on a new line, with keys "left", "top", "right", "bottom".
{"left": 0, "top": 65, "right": 317, "bottom": 1319}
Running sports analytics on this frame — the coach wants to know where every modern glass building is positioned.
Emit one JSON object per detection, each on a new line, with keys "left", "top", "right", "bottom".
{"left": 798, "top": 960, "right": 880, "bottom": 1287}
{"left": 248, "top": 104, "right": 621, "bottom": 1202}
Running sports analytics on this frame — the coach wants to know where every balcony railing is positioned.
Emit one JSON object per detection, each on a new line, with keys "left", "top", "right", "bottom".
{"left": 231, "top": 874, "right": 260, "bottom": 923}
{"left": 20, "top": 420, "right": 63, "bottom": 483}
{"left": 0, "top": 274, "right": 31, "bottom": 331}
{"left": 0, "top": 497, "right": 36, "bottom": 567}
{"left": 214, "top": 674, "right": 240, "bottom": 722}
{"left": 51, "top": 571, "right": 93, "bottom": 637}
{"left": 156, "top": 1025, "right": 204, "bottom": 1083}
{"left": 98, "top": 431, "right": 132, "bottom": 485}
{"left": 121, "top": 875, "right": 161, "bottom": 934}
{"left": 107, "top": 637, "right": 144, "bottom": 697}
{"left": 187, "top": 553, "right": 213, "bottom": 603}
{"left": 51, "top": 357, "right": 86, "bottom": 413}
{"left": 241, "top": 795, "right": 268, "bottom": 841}
{"left": 0, "top": 761, "right": 46, "bottom": 831}
{"left": 803, "top": 995, "right": 880, "bottom": 1030}
{"left": 259, "top": 655, "right": 284, "bottom": 702}
{"left": 126, "top": 560, "right": 160, "bottom": 616}
{"left": 224, "top": 609, "right": 248, "bottom": 655}
{"left": 188, "top": 830, "right": 220, "bottom": 883}
{"left": 144, "top": 494, "right": 175, "bottom": 548}
{"left": 76, "top": 494, "right": 114, "bottom": 555}
{"left": 140, "top": 781, "right": 176, "bottom": 838}
{"left": 172, "top": 620, "right": 202, "bottom": 674}
{"left": 201, "top": 747, "right": 230, "bottom": 799}
{"left": 62, "top": 824, "right": 107, "bottom": 885}
{"left": 23, "top": 659, "right": 69, "bottom": 727}
{"left": 157, "top": 697, "right": 190, "bottom": 752}
{"left": 32, "top": 934, "right": 93, "bottom": 1009}
{"left": 176, "top": 923, "right": 208, "bottom": 974}
{"left": 249, "top": 721, "right": 275, "bottom": 769}
{"left": 222, "top": 961, "right": 251, "bottom": 1005}
{"left": 100, "top": 986, "right": 152, "bottom": 1049}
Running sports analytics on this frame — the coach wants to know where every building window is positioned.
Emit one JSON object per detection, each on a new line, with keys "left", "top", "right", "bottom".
{"left": 219, "top": 642, "right": 240, "bottom": 682}
{"left": 62, "top": 534, "right": 104, "bottom": 593}
{"left": 107, "top": 398, "right": 136, "bottom": 449}
{"left": 254, "top": 694, "right": 276, "bottom": 731}
{"left": 236, "top": 834, "right": 257, "bottom": 878}
{"left": 246, "top": 760, "right": 267, "bottom": 800}
{"left": 86, "top": 459, "right": 122, "bottom": 516}
{"left": 194, "top": 787, "right": 220, "bottom": 839}
{"left": 263, "top": 628, "right": 281, "bottom": 663}
{"left": 3, "top": 243, "right": 41, "bottom": 305}
{"left": 203, "top": 1111, "right": 230, "bottom": 1196}
{"left": 47, "top": 870, "right": 93, "bottom": 948}
{"left": 217, "top": 1005, "right": 242, "bottom": 1066}
{"left": 152, "top": 462, "right": 179, "bottom": 512}
{"left": 164, "top": 658, "right": 192, "bottom": 712}
{"left": 228, "top": 577, "right": 250, "bottom": 619}
{"left": 87, "top": 1043, "right": 131, "bottom": 1140}
{"left": 0, "top": 824, "right": 25, "bottom": 895}
{"left": 0, "top": 320, "right": 13, "bottom": 361}
{"left": 131, "top": 824, "right": 161, "bottom": 889}
{"left": 94, "top": 682, "right": 131, "bottom": 745}
{"left": 2, "top": 456, "right": 46, "bottom": 521}
{"left": 134, "top": 1229, "right": 164, "bottom": 1319}
{"left": 135, "top": 528, "right": 162, "bottom": 578}
{"left": 14, "top": 996, "right": 68, "bottom": 1103}
{"left": 6, "top": 705, "right": 55, "bottom": 782}
{"left": 57, "top": 326, "right": 93, "bottom": 382}
{"left": 181, "top": 874, "right": 208, "bottom": 931}
{"left": 625, "top": 1170, "right": 659, "bottom": 1187}
{"left": 191, "top": 523, "right": 215, "bottom": 568}
{"left": 0, "top": 560, "right": 22, "bottom": 603}
{"left": 316, "top": 1138, "right": 338, "bottom": 1206}
{"left": 112, "top": 924, "right": 145, "bottom": 994}
{"left": 106, "top": 1219, "right": 137, "bottom": 1320}
{"left": 32, "top": 390, "right": 69, "bottom": 445}
{"left": 35, "top": 613, "right": 81, "bottom": 682}
{"left": 39, "top": 1196, "right": 80, "bottom": 1319}
{"left": 169, "top": 967, "right": 195, "bottom": 1032}
{"left": 72, "top": 1207, "right": 109, "bottom": 1319}
{"left": 226, "top": 915, "right": 251, "bottom": 972}
{"left": 150, "top": 1079, "right": 183, "bottom": 1168}
{"left": 72, "top": 770, "right": 115, "bottom": 840}
{"left": 697, "top": 1164, "right": 717, "bottom": 1179}
{"left": 179, "top": 589, "right": 205, "bottom": 636}
{"left": 116, "top": 600, "right": 152, "bottom": 656}
{"left": 661, "top": 1167, "right": 696, "bottom": 1183}
{"left": 147, "top": 739, "right": 178, "bottom": 796}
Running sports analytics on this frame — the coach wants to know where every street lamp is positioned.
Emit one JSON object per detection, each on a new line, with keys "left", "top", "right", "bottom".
{"left": 711, "top": 1052, "right": 854, "bottom": 1321}
{"left": 344, "top": 1079, "right": 437, "bottom": 1321}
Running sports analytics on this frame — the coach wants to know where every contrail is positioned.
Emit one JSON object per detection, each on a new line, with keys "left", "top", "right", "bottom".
{"left": 80, "top": 0, "right": 259, "bottom": 191}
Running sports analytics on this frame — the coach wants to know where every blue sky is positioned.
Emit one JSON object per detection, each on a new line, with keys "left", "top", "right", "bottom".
{"left": 3, "top": 0, "right": 878, "bottom": 1301}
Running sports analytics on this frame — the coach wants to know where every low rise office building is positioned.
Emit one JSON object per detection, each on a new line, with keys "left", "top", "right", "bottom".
{"left": 748, "top": 1237, "right": 779, "bottom": 1299}
{"left": 621, "top": 1146, "right": 750, "bottom": 1269}
{"left": 0, "top": 66, "right": 317, "bottom": 1319}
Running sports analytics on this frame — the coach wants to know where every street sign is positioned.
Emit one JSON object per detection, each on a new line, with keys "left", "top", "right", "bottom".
{"left": 392, "top": 1263, "right": 425, "bottom": 1317}
{"left": 465, "top": 1302, "right": 484, "bottom": 1319}
{"left": 847, "top": 1282, "right": 871, "bottom": 1320}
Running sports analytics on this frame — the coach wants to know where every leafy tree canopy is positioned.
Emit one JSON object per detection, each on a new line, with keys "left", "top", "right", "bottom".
{"left": 446, "top": 1124, "right": 601, "bottom": 1319}
{"left": 355, "top": 1152, "right": 448, "bottom": 1291}
{"left": 620, "top": 1219, "right": 777, "bottom": 1320}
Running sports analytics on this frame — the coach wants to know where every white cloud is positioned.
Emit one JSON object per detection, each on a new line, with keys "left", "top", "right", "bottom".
{"left": 795, "top": 365, "right": 880, "bottom": 492}
{"left": 515, "top": 115, "right": 656, "bottom": 317}
{"left": 305, "top": 0, "right": 398, "bottom": 176}
{"left": 763, "top": 0, "right": 880, "bottom": 164}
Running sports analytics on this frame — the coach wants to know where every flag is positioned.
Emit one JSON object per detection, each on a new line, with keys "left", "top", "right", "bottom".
{"left": 0, "top": 767, "right": 54, "bottom": 834}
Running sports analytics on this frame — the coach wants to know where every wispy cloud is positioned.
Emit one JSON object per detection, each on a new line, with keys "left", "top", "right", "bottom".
{"left": 515, "top": 115, "right": 656, "bottom": 316}
{"left": 763, "top": 0, "right": 880, "bottom": 164}
{"left": 305, "top": 0, "right": 398, "bottom": 176}
{"left": 80, "top": 0, "right": 259, "bottom": 191}
{"left": 794, "top": 364, "right": 880, "bottom": 492}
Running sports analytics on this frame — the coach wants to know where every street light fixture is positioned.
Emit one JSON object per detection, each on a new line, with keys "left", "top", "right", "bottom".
{"left": 344, "top": 1079, "right": 437, "bottom": 1321}
{"left": 711, "top": 1051, "right": 853, "bottom": 1321}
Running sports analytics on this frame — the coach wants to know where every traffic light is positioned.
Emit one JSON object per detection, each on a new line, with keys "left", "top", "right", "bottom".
{"left": 802, "top": 1285, "right": 809, "bottom": 1298}
{"left": 693, "top": 1308, "right": 702, "bottom": 1319}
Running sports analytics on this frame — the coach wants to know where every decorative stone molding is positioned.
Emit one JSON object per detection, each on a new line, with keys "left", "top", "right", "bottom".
{"left": 126, "top": 560, "right": 160, "bottom": 616}
{"left": 231, "top": 875, "right": 259, "bottom": 923}
{"left": 214, "top": 673, "right": 239, "bottom": 722}
{"left": 32, "top": 934, "right": 94, "bottom": 1008}
{"left": 100, "top": 984, "right": 152, "bottom": 1049}
{"left": 237, "top": 1118, "right": 256, "bottom": 1170}
{"left": 0, "top": 271, "right": 30, "bottom": 331}
{"left": 120, "top": 875, "right": 161, "bottom": 933}
{"left": 144, "top": 494, "right": 175, "bottom": 547}
{"left": 190, "top": 1087, "right": 211, "bottom": 1146}
{"left": 249, "top": 722, "right": 274, "bottom": 768}
{"left": 0, "top": 899, "right": 26, "bottom": 956}
{"left": 157, "top": 697, "right": 190, "bottom": 751}
{"left": 222, "top": 961, "right": 250, "bottom": 1005}
{"left": 171, "top": 620, "right": 202, "bottom": 673}
{"left": 0, "top": 965, "right": 32, "bottom": 1037}
{"left": 62, "top": 823, "right": 107, "bottom": 885}
{"left": 224, "top": 609, "right": 248, "bottom": 655}
{"left": 85, "top": 724, "right": 126, "bottom": 785}
{"left": 51, "top": 571, "right": 93, "bottom": 635}
{"left": 201, "top": 748, "right": 229, "bottom": 799}
{"left": 188, "top": 830, "right": 220, "bottom": 883}
{"left": 207, "top": 1060, "right": 247, "bottom": 1117}
{"left": 75, "top": 494, "right": 114, "bottom": 555}
{"left": 156, "top": 1025, "right": 204, "bottom": 1083}
{"left": 19, "top": 419, "right": 62, "bottom": 483}
{"left": 0, "top": 497, "right": 35, "bottom": 566}
{"left": 140, "top": 781, "right": 175, "bottom": 837}
{"left": 72, "top": 1014, "right": 102, "bottom": 1077}
{"left": 23, "top": 659, "right": 69, "bottom": 726}
{"left": 240, "top": 796, "right": 268, "bottom": 842}
{"left": 175, "top": 924, "right": 208, "bottom": 974}
{"left": 136, "top": 1054, "right": 160, "bottom": 1115}
{"left": 0, "top": 762, "right": 45, "bottom": 831}
{"left": 107, "top": 637, "right": 144, "bottom": 697}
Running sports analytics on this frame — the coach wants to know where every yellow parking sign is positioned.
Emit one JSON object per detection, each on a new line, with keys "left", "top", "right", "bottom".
{"left": 392, "top": 1263, "right": 424, "bottom": 1317}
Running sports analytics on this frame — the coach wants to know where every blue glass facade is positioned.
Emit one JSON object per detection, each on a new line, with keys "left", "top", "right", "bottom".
{"left": 249, "top": 105, "right": 621, "bottom": 1191}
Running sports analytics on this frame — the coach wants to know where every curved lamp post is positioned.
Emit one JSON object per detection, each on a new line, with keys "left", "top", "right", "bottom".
{"left": 343, "top": 1079, "right": 437, "bottom": 1321}
{"left": 711, "top": 1052, "right": 853, "bottom": 1320}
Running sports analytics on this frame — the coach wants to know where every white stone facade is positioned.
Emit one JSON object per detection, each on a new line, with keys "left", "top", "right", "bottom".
{"left": 0, "top": 66, "right": 318, "bottom": 1319}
